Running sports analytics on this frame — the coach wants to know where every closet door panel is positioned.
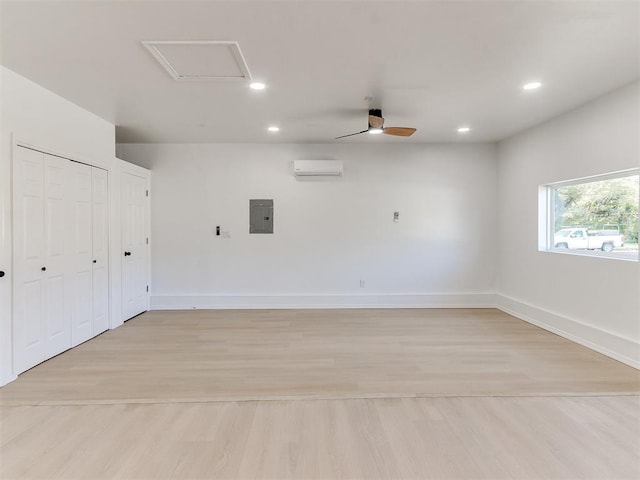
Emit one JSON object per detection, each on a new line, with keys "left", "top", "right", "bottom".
{"left": 43, "top": 154, "right": 71, "bottom": 358}
{"left": 22, "top": 281, "right": 43, "bottom": 348}
{"left": 70, "top": 162, "right": 94, "bottom": 346}
{"left": 44, "top": 274, "right": 67, "bottom": 356}
{"left": 13, "top": 147, "right": 46, "bottom": 373}
{"left": 92, "top": 167, "right": 109, "bottom": 334}
{"left": 23, "top": 198, "right": 43, "bottom": 258}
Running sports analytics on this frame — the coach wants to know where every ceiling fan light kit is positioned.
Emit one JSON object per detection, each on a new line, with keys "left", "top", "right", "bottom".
{"left": 335, "top": 108, "right": 417, "bottom": 139}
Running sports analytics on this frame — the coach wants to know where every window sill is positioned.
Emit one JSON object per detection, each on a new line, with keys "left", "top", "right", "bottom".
{"left": 539, "top": 248, "right": 639, "bottom": 262}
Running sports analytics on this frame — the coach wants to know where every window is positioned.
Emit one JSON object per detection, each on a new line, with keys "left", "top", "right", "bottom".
{"left": 540, "top": 170, "right": 639, "bottom": 261}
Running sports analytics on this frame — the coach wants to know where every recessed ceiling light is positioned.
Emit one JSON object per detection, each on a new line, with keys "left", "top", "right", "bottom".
{"left": 368, "top": 128, "right": 383, "bottom": 135}
{"left": 523, "top": 81, "right": 542, "bottom": 91}
{"left": 250, "top": 82, "right": 266, "bottom": 90}
{"left": 267, "top": 126, "right": 280, "bottom": 132}
{"left": 457, "top": 126, "right": 471, "bottom": 133}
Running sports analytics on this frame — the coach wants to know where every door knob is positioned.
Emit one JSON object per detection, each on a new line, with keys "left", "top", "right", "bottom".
{"left": 0, "top": 271, "right": 4, "bottom": 278}
{"left": 41, "top": 267, "right": 47, "bottom": 271}
{"left": 124, "top": 251, "right": 131, "bottom": 256}
{"left": 93, "top": 260, "right": 97, "bottom": 264}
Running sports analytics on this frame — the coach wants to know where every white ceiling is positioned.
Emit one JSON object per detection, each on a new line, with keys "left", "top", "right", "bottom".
{"left": 1, "top": 0, "right": 638, "bottom": 144}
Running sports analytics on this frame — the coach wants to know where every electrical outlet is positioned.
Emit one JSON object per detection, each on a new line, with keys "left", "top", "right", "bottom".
{"left": 359, "top": 280, "right": 365, "bottom": 288}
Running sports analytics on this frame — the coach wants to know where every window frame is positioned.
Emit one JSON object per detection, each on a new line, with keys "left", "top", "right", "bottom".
{"left": 539, "top": 168, "right": 639, "bottom": 262}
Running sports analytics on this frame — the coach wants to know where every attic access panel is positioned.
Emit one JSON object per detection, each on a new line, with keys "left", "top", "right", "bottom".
{"left": 142, "top": 41, "right": 252, "bottom": 81}
{"left": 250, "top": 199, "right": 273, "bottom": 234}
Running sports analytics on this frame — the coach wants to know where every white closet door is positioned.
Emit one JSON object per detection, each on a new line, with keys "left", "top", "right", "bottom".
{"left": 43, "top": 154, "right": 72, "bottom": 358}
{"left": 122, "top": 171, "right": 148, "bottom": 320}
{"left": 13, "top": 148, "right": 110, "bottom": 376}
{"left": 92, "top": 167, "right": 109, "bottom": 334}
{"left": 69, "top": 162, "right": 93, "bottom": 346}
{"left": 13, "top": 147, "right": 46, "bottom": 373}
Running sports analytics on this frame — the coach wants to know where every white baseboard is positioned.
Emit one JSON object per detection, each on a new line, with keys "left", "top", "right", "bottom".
{"left": 151, "top": 293, "right": 497, "bottom": 310}
{"left": 496, "top": 294, "right": 639, "bottom": 369}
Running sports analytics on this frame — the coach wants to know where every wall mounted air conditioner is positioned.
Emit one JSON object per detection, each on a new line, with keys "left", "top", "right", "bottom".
{"left": 293, "top": 160, "right": 343, "bottom": 176}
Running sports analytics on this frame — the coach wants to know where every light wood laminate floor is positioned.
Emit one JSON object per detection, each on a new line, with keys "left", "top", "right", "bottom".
{"left": 1, "top": 309, "right": 638, "bottom": 405}
{"left": 2, "top": 396, "right": 639, "bottom": 479}
{"left": 1, "top": 308, "right": 639, "bottom": 479}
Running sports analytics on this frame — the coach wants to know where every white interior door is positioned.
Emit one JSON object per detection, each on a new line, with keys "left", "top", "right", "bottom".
{"left": 0, "top": 148, "right": 9, "bottom": 382}
{"left": 43, "top": 153, "right": 72, "bottom": 358}
{"left": 69, "top": 162, "right": 93, "bottom": 346}
{"left": 122, "top": 171, "right": 148, "bottom": 320}
{"left": 92, "top": 167, "right": 109, "bottom": 334}
{"left": 13, "top": 147, "right": 46, "bottom": 373}
{"left": 13, "top": 148, "right": 72, "bottom": 373}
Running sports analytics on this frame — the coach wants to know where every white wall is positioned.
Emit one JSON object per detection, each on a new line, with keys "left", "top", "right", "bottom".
{"left": 496, "top": 82, "right": 640, "bottom": 367}
{"left": 0, "top": 66, "right": 117, "bottom": 385}
{"left": 116, "top": 143, "right": 498, "bottom": 309}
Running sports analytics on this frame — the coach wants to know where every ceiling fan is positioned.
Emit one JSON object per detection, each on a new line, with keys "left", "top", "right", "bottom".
{"left": 335, "top": 109, "right": 416, "bottom": 139}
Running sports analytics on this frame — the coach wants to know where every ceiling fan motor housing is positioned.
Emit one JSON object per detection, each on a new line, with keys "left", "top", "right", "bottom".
{"left": 368, "top": 109, "right": 384, "bottom": 129}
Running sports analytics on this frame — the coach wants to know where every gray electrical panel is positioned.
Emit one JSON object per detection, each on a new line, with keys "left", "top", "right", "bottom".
{"left": 249, "top": 199, "right": 274, "bottom": 234}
